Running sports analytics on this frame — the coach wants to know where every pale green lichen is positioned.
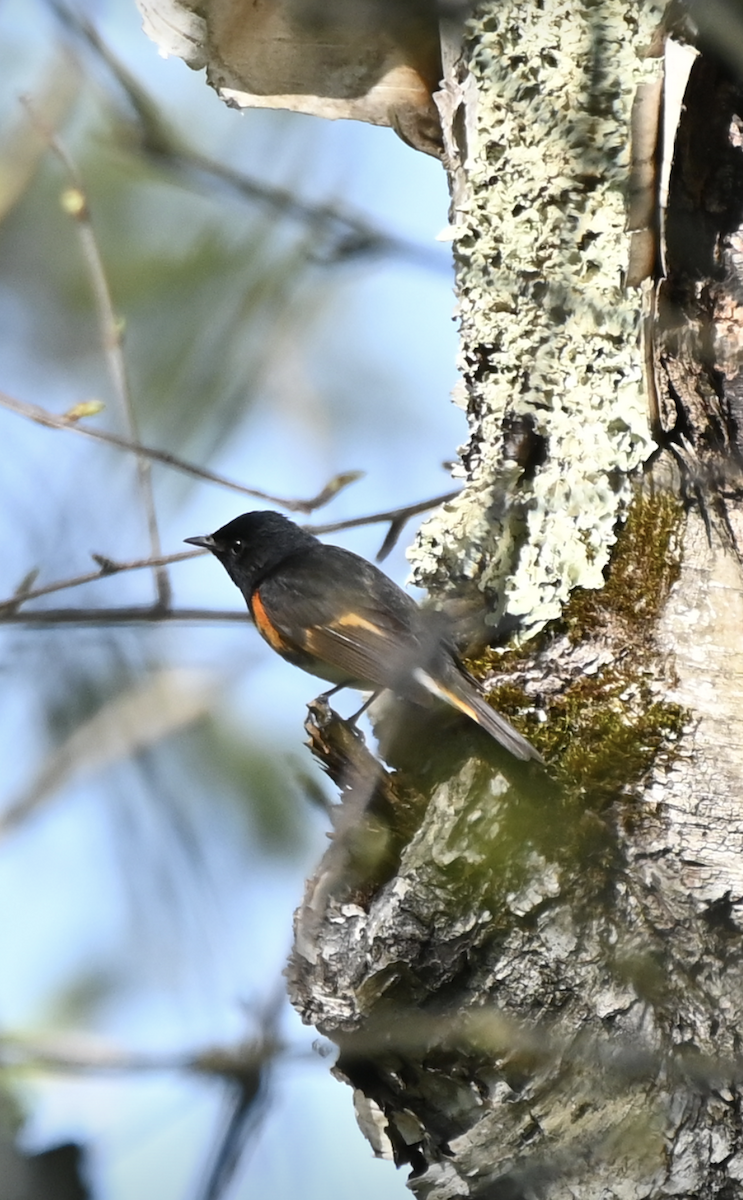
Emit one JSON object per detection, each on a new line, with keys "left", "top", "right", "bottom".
{"left": 410, "top": 0, "right": 665, "bottom": 635}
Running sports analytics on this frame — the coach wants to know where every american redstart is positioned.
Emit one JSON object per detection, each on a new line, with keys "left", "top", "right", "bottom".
{"left": 185, "top": 510, "right": 541, "bottom": 762}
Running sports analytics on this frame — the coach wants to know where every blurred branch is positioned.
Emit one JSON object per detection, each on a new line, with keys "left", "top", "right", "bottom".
{"left": 0, "top": 55, "right": 79, "bottom": 223}
{"left": 3, "top": 1010, "right": 286, "bottom": 1200}
{"left": 2, "top": 1006, "right": 740, "bottom": 1095}
{"left": 176, "top": 151, "right": 446, "bottom": 273}
{"left": 48, "top": 0, "right": 450, "bottom": 272}
{"left": 22, "top": 96, "right": 171, "bottom": 608}
{"left": 0, "top": 390, "right": 364, "bottom": 510}
{"left": 0, "top": 1032, "right": 287, "bottom": 1078}
{"left": 195, "top": 986, "right": 284, "bottom": 1200}
{"left": 0, "top": 668, "right": 219, "bottom": 838}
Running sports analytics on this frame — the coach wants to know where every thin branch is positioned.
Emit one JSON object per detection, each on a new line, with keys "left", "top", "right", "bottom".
{"left": 2, "top": 607, "right": 250, "bottom": 626}
{"left": 308, "top": 489, "right": 459, "bottom": 559}
{"left": 0, "top": 390, "right": 363, "bottom": 511}
{"left": 306, "top": 492, "right": 458, "bottom": 535}
{"left": 0, "top": 549, "right": 200, "bottom": 615}
{"left": 182, "top": 148, "right": 446, "bottom": 273}
{"left": 21, "top": 97, "right": 171, "bottom": 607}
{"left": 0, "top": 495, "right": 459, "bottom": 621}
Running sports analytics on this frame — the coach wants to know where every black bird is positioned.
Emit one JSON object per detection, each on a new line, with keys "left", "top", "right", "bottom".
{"left": 186, "top": 511, "right": 541, "bottom": 762}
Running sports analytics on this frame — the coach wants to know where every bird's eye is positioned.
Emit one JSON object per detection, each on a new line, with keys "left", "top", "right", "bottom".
{"left": 231, "top": 539, "right": 244, "bottom": 554}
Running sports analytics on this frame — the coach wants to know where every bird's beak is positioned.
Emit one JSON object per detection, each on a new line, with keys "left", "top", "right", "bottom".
{"left": 184, "top": 534, "right": 217, "bottom": 550}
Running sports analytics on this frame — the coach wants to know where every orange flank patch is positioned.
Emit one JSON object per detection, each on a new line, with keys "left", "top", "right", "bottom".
{"left": 251, "top": 591, "right": 293, "bottom": 654}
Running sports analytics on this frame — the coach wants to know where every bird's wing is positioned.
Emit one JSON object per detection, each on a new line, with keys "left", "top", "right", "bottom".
{"left": 253, "top": 546, "right": 425, "bottom": 690}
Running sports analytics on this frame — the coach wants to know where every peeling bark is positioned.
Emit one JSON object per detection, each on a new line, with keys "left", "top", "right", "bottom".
{"left": 135, "top": 0, "right": 443, "bottom": 155}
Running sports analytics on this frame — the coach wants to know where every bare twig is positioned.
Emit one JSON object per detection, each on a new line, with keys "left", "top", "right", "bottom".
{"left": 308, "top": 489, "right": 459, "bottom": 559}
{"left": 21, "top": 97, "right": 171, "bottom": 607}
{"left": 377, "top": 514, "right": 410, "bottom": 561}
{"left": 0, "top": 549, "right": 199, "bottom": 614}
{"left": 0, "top": 390, "right": 363, "bottom": 511}
{"left": 307, "top": 491, "right": 458, "bottom": 536}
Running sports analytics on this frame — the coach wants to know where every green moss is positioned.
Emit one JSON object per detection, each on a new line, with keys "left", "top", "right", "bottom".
{"left": 463, "top": 491, "right": 687, "bottom": 832}
{"left": 483, "top": 677, "right": 538, "bottom": 719}
{"left": 564, "top": 492, "right": 683, "bottom": 640}
{"left": 541, "top": 670, "right": 685, "bottom": 804}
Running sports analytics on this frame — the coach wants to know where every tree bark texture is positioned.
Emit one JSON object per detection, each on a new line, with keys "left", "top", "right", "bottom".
{"left": 289, "top": 4, "right": 743, "bottom": 1199}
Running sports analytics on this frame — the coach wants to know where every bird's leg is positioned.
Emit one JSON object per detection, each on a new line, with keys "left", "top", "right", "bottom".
{"left": 347, "top": 691, "right": 381, "bottom": 726}
{"left": 317, "top": 682, "right": 348, "bottom": 702}
{"left": 314, "top": 684, "right": 379, "bottom": 729}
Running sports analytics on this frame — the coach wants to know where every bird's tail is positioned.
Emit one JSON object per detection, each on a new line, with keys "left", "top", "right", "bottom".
{"left": 412, "top": 666, "right": 543, "bottom": 763}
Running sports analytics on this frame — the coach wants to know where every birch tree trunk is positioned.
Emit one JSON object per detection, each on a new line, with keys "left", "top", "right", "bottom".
{"left": 288, "top": 4, "right": 743, "bottom": 1198}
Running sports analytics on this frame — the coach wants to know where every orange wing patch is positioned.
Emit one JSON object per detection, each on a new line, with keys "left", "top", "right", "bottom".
{"left": 303, "top": 611, "right": 384, "bottom": 655}
{"left": 251, "top": 590, "right": 294, "bottom": 654}
{"left": 332, "top": 612, "right": 384, "bottom": 636}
